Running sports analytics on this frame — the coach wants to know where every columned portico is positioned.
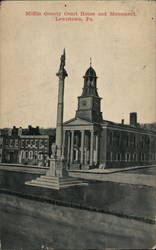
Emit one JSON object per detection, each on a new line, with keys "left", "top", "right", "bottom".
{"left": 63, "top": 118, "right": 101, "bottom": 170}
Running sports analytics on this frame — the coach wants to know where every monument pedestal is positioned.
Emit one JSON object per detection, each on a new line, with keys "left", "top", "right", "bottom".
{"left": 26, "top": 157, "right": 87, "bottom": 190}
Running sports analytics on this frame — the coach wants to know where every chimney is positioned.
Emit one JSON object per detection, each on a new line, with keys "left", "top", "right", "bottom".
{"left": 18, "top": 127, "right": 23, "bottom": 136}
{"left": 36, "top": 126, "right": 39, "bottom": 134}
{"left": 121, "top": 119, "right": 124, "bottom": 125}
{"left": 28, "top": 125, "right": 32, "bottom": 134}
{"left": 130, "top": 112, "right": 137, "bottom": 127}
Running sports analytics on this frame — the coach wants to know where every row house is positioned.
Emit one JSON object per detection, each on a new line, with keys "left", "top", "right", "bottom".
{"left": 0, "top": 126, "right": 54, "bottom": 167}
{"left": 19, "top": 135, "right": 53, "bottom": 166}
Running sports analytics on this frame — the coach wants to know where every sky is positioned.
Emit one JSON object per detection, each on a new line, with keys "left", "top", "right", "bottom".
{"left": 0, "top": 1, "right": 156, "bottom": 128}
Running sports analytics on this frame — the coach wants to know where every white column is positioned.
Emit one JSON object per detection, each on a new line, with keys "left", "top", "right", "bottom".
{"left": 90, "top": 130, "right": 94, "bottom": 165}
{"left": 67, "top": 132, "right": 71, "bottom": 164}
{"left": 76, "top": 149, "right": 78, "bottom": 161}
{"left": 94, "top": 134, "right": 99, "bottom": 164}
{"left": 18, "top": 151, "right": 22, "bottom": 164}
{"left": 80, "top": 130, "right": 85, "bottom": 164}
{"left": 84, "top": 148, "right": 87, "bottom": 165}
{"left": 70, "top": 130, "right": 74, "bottom": 164}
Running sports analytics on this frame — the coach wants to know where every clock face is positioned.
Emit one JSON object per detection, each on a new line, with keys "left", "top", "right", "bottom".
{"left": 82, "top": 100, "right": 87, "bottom": 106}
{"left": 79, "top": 98, "right": 91, "bottom": 109}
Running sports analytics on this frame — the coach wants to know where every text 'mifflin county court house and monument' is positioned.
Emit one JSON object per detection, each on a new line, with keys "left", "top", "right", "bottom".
{"left": 0, "top": 51, "right": 156, "bottom": 170}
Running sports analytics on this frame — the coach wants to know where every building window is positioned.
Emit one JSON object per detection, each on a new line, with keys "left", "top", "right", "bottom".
{"left": 28, "top": 151, "right": 33, "bottom": 159}
{"left": 140, "top": 136, "right": 144, "bottom": 148}
{"left": 26, "top": 140, "right": 30, "bottom": 148}
{"left": 110, "top": 152, "right": 113, "bottom": 162}
{"left": 141, "top": 153, "right": 144, "bottom": 161}
{"left": 34, "top": 151, "right": 38, "bottom": 159}
{"left": 44, "top": 139, "right": 48, "bottom": 149}
{"left": 107, "top": 152, "right": 110, "bottom": 161}
{"left": 10, "top": 139, "right": 14, "bottom": 147}
{"left": 0, "top": 138, "right": 3, "bottom": 145}
{"left": 107, "top": 152, "right": 113, "bottom": 161}
{"left": 125, "top": 153, "right": 130, "bottom": 162}
{"left": 15, "top": 139, "right": 18, "bottom": 147}
{"left": 133, "top": 153, "right": 138, "bottom": 161}
{"left": 5, "top": 139, "right": 9, "bottom": 146}
{"left": 116, "top": 134, "right": 120, "bottom": 146}
{"left": 39, "top": 139, "right": 43, "bottom": 149}
{"left": 133, "top": 136, "right": 136, "bottom": 147}
{"left": 126, "top": 135, "right": 130, "bottom": 147}
{"left": 30, "top": 140, "right": 34, "bottom": 148}
{"left": 109, "top": 132, "right": 113, "bottom": 146}
{"left": 35, "top": 140, "right": 38, "bottom": 148}
{"left": 116, "top": 153, "right": 121, "bottom": 161}
{"left": 21, "top": 150, "right": 25, "bottom": 159}
{"left": 21, "top": 140, "right": 25, "bottom": 148}
{"left": 152, "top": 153, "right": 155, "bottom": 160}
{"left": 25, "top": 151, "right": 28, "bottom": 158}
{"left": 38, "top": 153, "right": 43, "bottom": 160}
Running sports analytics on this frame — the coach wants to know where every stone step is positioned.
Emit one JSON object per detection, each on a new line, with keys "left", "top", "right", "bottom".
{"left": 31, "top": 178, "right": 84, "bottom": 186}
{"left": 38, "top": 176, "right": 78, "bottom": 181}
{"left": 26, "top": 180, "right": 86, "bottom": 190}
{"left": 36, "top": 176, "right": 82, "bottom": 184}
{"left": 26, "top": 182, "right": 60, "bottom": 190}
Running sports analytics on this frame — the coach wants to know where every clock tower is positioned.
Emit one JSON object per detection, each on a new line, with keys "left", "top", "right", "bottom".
{"left": 76, "top": 63, "right": 103, "bottom": 122}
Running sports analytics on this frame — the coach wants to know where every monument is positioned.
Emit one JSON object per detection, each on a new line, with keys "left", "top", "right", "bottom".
{"left": 26, "top": 50, "right": 86, "bottom": 190}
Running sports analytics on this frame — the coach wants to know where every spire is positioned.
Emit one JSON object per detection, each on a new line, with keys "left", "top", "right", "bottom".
{"left": 90, "top": 57, "right": 92, "bottom": 67}
{"left": 81, "top": 62, "right": 99, "bottom": 97}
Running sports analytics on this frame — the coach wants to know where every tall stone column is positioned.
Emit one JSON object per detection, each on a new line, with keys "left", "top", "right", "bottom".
{"left": 61, "top": 130, "right": 66, "bottom": 160}
{"left": 90, "top": 130, "right": 94, "bottom": 165}
{"left": 25, "top": 50, "right": 87, "bottom": 189}
{"left": 80, "top": 130, "right": 85, "bottom": 164}
{"left": 70, "top": 130, "right": 74, "bottom": 164}
{"left": 56, "top": 49, "right": 68, "bottom": 158}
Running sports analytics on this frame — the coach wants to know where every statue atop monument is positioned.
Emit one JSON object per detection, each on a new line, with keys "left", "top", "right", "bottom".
{"left": 57, "top": 49, "right": 68, "bottom": 77}
{"left": 60, "top": 49, "right": 65, "bottom": 70}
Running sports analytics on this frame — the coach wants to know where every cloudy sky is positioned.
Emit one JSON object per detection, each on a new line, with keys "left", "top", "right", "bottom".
{"left": 1, "top": 1, "right": 155, "bottom": 128}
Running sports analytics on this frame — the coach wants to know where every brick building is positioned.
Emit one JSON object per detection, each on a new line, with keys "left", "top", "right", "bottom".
{"left": 19, "top": 135, "right": 52, "bottom": 166}
{"left": 0, "top": 126, "right": 54, "bottom": 166}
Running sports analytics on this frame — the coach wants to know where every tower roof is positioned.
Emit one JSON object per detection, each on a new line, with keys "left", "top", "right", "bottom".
{"left": 84, "top": 66, "right": 97, "bottom": 78}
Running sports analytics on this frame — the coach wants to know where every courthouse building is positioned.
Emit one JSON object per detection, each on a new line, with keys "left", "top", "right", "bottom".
{"left": 63, "top": 65, "right": 156, "bottom": 169}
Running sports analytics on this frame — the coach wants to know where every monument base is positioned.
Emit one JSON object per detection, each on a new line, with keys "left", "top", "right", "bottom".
{"left": 25, "top": 158, "right": 87, "bottom": 190}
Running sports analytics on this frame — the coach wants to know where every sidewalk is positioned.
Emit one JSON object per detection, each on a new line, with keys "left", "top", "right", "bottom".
{"left": 0, "top": 163, "right": 156, "bottom": 187}
{"left": 0, "top": 164, "right": 47, "bottom": 175}
{"left": 69, "top": 165, "right": 156, "bottom": 188}
{"left": 69, "top": 164, "right": 156, "bottom": 174}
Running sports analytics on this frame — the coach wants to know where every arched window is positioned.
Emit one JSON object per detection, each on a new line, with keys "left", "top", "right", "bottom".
{"left": 28, "top": 151, "right": 33, "bottom": 159}
{"left": 21, "top": 150, "right": 25, "bottom": 159}
{"left": 38, "top": 153, "right": 43, "bottom": 160}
